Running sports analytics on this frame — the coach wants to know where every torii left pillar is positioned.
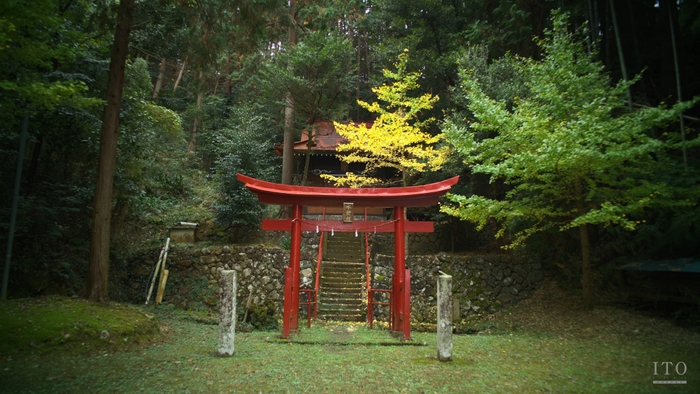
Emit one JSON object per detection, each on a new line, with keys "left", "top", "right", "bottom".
{"left": 391, "top": 206, "right": 411, "bottom": 340}
{"left": 282, "top": 205, "right": 302, "bottom": 338}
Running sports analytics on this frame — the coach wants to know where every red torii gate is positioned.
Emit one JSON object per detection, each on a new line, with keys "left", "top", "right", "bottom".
{"left": 236, "top": 174, "right": 459, "bottom": 339}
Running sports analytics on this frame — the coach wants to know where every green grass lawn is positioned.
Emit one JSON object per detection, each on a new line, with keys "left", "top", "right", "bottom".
{"left": 1, "top": 282, "right": 698, "bottom": 393}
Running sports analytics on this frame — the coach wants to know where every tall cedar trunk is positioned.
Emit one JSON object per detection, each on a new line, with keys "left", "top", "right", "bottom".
{"left": 85, "top": 0, "right": 134, "bottom": 302}
{"left": 281, "top": 0, "right": 297, "bottom": 186}
{"left": 575, "top": 177, "right": 593, "bottom": 310}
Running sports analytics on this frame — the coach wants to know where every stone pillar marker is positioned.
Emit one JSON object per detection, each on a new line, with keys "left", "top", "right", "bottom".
{"left": 218, "top": 270, "right": 237, "bottom": 356}
{"left": 437, "top": 272, "right": 453, "bottom": 362}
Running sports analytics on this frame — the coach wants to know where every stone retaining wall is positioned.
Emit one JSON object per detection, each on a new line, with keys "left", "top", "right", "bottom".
{"left": 370, "top": 221, "right": 500, "bottom": 256}
{"left": 129, "top": 234, "right": 321, "bottom": 314}
{"left": 370, "top": 252, "right": 544, "bottom": 325}
{"left": 127, "top": 234, "right": 543, "bottom": 326}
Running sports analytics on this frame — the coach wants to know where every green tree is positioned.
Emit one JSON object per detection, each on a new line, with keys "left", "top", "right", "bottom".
{"left": 212, "top": 108, "right": 279, "bottom": 238}
{"left": 323, "top": 50, "right": 449, "bottom": 187}
{"left": 0, "top": 0, "right": 105, "bottom": 113}
{"left": 263, "top": 30, "right": 356, "bottom": 185}
{"left": 442, "top": 11, "right": 699, "bottom": 309}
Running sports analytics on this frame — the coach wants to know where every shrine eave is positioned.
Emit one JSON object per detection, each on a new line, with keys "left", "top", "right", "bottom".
{"left": 236, "top": 173, "right": 460, "bottom": 207}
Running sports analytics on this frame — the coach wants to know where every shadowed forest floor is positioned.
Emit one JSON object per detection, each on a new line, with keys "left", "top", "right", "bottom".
{"left": 1, "top": 279, "right": 698, "bottom": 393}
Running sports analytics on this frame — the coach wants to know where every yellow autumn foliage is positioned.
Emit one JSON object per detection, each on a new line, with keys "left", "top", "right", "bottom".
{"left": 322, "top": 50, "right": 449, "bottom": 187}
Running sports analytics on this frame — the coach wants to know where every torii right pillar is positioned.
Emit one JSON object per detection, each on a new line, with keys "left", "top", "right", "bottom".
{"left": 392, "top": 206, "right": 411, "bottom": 340}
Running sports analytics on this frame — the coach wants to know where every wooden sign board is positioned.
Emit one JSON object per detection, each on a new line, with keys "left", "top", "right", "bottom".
{"left": 343, "top": 202, "right": 353, "bottom": 223}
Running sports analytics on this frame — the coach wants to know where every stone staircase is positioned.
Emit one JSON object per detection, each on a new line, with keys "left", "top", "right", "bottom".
{"left": 317, "top": 232, "right": 365, "bottom": 321}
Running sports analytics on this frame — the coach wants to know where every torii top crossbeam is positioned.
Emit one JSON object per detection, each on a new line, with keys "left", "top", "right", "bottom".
{"left": 236, "top": 174, "right": 459, "bottom": 207}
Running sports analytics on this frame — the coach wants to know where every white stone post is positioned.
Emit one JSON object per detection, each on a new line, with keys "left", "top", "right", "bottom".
{"left": 218, "top": 270, "right": 237, "bottom": 356}
{"left": 437, "top": 273, "right": 453, "bottom": 362}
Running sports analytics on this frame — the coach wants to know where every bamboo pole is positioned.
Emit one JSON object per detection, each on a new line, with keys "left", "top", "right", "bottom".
{"left": 145, "top": 238, "right": 169, "bottom": 305}
{"left": 667, "top": 1, "right": 688, "bottom": 169}
{"left": 155, "top": 269, "right": 169, "bottom": 305}
{"left": 608, "top": 0, "right": 633, "bottom": 109}
{"left": 145, "top": 245, "right": 165, "bottom": 304}
{"left": 154, "top": 239, "right": 171, "bottom": 304}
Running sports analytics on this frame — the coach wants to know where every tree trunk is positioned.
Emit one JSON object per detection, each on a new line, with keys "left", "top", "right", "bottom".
{"left": 225, "top": 57, "right": 232, "bottom": 96}
{"left": 301, "top": 124, "right": 315, "bottom": 185}
{"left": 281, "top": 0, "right": 297, "bottom": 186}
{"left": 608, "top": 0, "right": 632, "bottom": 108}
{"left": 26, "top": 134, "right": 44, "bottom": 190}
{"left": 575, "top": 177, "right": 593, "bottom": 310}
{"left": 188, "top": 75, "right": 203, "bottom": 153}
{"left": 213, "top": 70, "right": 219, "bottom": 96}
{"left": 356, "top": 29, "right": 361, "bottom": 120}
{"left": 152, "top": 57, "right": 166, "bottom": 98}
{"left": 112, "top": 196, "right": 129, "bottom": 239}
{"left": 85, "top": 0, "right": 134, "bottom": 303}
{"left": 173, "top": 58, "right": 186, "bottom": 91}
{"left": 666, "top": 0, "right": 687, "bottom": 169}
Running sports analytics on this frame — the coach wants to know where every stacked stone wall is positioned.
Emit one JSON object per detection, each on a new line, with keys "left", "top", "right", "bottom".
{"left": 127, "top": 233, "right": 321, "bottom": 314}
{"left": 126, "top": 231, "right": 543, "bottom": 327}
{"left": 370, "top": 253, "right": 544, "bottom": 325}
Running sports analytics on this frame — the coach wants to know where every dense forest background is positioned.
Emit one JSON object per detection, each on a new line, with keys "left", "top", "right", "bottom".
{"left": 1, "top": 0, "right": 699, "bottom": 300}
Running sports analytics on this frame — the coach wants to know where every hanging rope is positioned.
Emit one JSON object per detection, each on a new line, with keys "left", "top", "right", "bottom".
{"left": 299, "top": 218, "right": 399, "bottom": 233}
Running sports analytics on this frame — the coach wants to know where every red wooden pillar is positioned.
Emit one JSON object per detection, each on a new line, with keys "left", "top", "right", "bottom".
{"left": 282, "top": 267, "right": 292, "bottom": 338}
{"left": 403, "top": 269, "right": 411, "bottom": 340}
{"left": 392, "top": 206, "right": 406, "bottom": 333}
{"left": 290, "top": 204, "right": 303, "bottom": 330}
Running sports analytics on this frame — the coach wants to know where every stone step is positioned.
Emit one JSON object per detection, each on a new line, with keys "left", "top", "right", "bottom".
{"left": 320, "top": 295, "right": 362, "bottom": 303}
{"left": 321, "top": 274, "right": 362, "bottom": 282}
{"left": 317, "top": 313, "right": 365, "bottom": 322}
{"left": 324, "top": 233, "right": 364, "bottom": 263}
{"left": 319, "top": 301, "right": 363, "bottom": 310}
{"left": 317, "top": 237, "right": 366, "bottom": 322}
{"left": 322, "top": 262, "right": 364, "bottom": 269}
{"left": 324, "top": 256, "right": 364, "bottom": 263}
{"left": 319, "top": 291, "right": 362, "bottom": 300}
{"left": 321, "top": 285, "right": 361, "bottom": 293}
{"left": 325, "top": 245, "right": 363, "bottom": 251}
{"left": 320, "top": 295, "right": 363, "bottom": 302}
{"left": 320, "top": 286, "right": 363, "bottom": 294}
{"left": 326, "top": 242, "right": 363, "bottom": 249}
{"left": 321, "top": 276, "right": 362, "bottom": 285}
{"left": 321, "top": 269, "right": 363, "bottom": 276}
{"left": 326, "top": 250, "right": 363, "bottom": 257}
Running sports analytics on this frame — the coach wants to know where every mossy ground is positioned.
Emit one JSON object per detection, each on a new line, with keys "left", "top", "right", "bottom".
{"left": 0, "top": 295, "right": 161, "bottom": 356}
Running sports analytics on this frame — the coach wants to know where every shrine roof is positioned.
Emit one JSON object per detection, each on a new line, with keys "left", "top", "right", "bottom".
{"left": 275, "top": 121, "right": 373, "bottom": 155}
{"left": 237, "top": 174, "right": 460, "bottom": 207}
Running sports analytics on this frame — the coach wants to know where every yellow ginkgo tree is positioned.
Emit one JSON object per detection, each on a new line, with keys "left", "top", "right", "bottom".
{"left": 322, "top": 50, "right": 449, "bottom": 188}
